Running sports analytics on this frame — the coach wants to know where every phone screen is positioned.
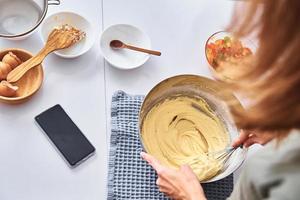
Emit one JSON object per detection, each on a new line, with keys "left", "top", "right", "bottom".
{"left": 35, "top": 104, "right": 95, "bottom": 167}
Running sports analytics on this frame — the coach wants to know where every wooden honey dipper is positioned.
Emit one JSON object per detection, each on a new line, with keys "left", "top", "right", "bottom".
{"left": 7, "top": 25, "right": 85, "bottom": 83}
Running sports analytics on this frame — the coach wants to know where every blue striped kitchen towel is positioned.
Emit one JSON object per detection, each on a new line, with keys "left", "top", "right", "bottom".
{"left": 107, "top": 91, "right": 234, "bottom": 200}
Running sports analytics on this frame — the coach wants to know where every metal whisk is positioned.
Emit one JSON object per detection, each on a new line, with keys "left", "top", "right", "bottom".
{"left": 207, "top": 145, "right": 243, "bottom": 165}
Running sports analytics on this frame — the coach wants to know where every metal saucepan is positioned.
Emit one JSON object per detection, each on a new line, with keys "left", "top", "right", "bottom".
{"left": 0, "top": 0, "right": 60, "bottom": 39}
{"left": 139, "top": 74, "right": 247, "bottom": 182}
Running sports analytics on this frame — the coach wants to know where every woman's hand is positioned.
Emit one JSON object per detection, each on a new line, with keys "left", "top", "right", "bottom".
{"left": 232, "top": 130, "right": 276, "bottom": 148}
{"left": 141, "top": 152, "right": 206, "bottom": 200}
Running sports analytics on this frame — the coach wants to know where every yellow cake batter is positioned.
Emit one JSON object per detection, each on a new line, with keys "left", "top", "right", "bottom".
{"left": 141, "top": 96, "right": 229, "bottom": 181}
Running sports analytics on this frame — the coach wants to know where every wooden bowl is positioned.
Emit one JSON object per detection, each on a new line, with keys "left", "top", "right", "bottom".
{"left": 0, "top": 48, "right": 44, "bottom": 104}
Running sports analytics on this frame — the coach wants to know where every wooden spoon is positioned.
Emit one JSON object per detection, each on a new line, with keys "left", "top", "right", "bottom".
{"left": 110, "top": 40, "right": 161, "bottom": 56}
{"left": 7, "top": 25, "right": 85, "bottom": 83}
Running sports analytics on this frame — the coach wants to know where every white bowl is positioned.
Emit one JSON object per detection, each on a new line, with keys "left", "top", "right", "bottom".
{"left": 100, "top": 24, "right": 151, "bottom": 70}
{"left": 40, "top": 11, "right": 95, "bottom": 58}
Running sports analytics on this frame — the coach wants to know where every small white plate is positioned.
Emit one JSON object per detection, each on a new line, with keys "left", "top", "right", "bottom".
{"left": 100, "top": 24, "right": 151, "bottom": 70}
{"left": 40, "top": 11, "right": 95, "bottom": 58}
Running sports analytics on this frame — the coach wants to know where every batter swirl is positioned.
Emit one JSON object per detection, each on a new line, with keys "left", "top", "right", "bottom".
{"left": 141, "top": 96, "right": 229, "bottom": 181}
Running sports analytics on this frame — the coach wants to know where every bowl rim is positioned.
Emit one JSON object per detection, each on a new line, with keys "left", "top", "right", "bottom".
{"left": 204, "top": 30, "right": 228, "bottom": 69}
{"left": 0, "top": 48, "right": 44, "bottom": 102}
{"left": 40, "top": 11, "right": 96, "bottom": 58}
{"left": 0, "top": 0, "right": 49, "bottom": 39}
{"left": 100, "top": 23, "right": 151, "bottom": 70}
{"left": 138, "top": 74, "right": 247, "bottom": 183}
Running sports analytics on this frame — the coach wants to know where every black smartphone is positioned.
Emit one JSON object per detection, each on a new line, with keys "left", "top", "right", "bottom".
{"left": 35, "top": 104, "right": 96, "bottom": 167}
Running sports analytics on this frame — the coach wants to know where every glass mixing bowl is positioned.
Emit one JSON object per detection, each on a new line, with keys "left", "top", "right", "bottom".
{"left": 0, "top": 0, "right": 60, "bottom": 39}
{"left": 205, "top": 31, "right": 256, "bottom": 81}
{"left": 139, "top": 75, "right": 247, "bottom": 183}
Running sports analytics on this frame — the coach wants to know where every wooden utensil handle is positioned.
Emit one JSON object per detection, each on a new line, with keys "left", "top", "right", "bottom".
{"left": 125, "top": 44, "right": 161, "bottom": 56}
{"left": 7, "top": 48, "right": 50, "bottom": 83}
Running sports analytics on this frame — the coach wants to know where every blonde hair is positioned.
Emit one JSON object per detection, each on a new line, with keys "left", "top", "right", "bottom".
{"left": 225, "top": 0, "right": 300, "bottom": 131}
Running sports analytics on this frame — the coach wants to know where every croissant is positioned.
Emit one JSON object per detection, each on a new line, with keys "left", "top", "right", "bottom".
{"left": 0, "top": 81, "right": 18, "bottom": 97}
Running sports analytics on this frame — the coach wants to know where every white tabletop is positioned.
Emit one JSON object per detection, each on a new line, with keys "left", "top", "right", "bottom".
{"left": 0, "top": 1, "right": 258, "bottom": 199}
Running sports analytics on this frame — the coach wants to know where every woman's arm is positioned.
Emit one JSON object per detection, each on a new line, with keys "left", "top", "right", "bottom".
{"left": 141, "top": 152, "right": 207, "bottom": 200}
{"left": 232, "top": 130, "right": 276, "bottom": 148}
